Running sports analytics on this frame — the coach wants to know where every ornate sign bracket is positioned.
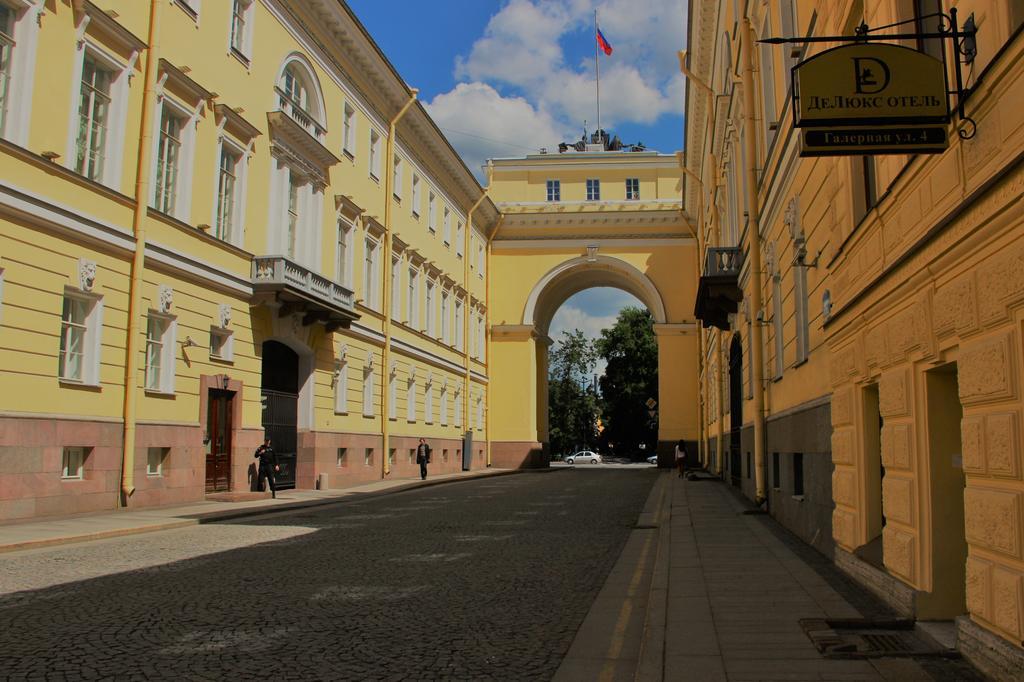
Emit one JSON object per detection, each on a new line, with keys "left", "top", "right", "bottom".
{"left": 761, "top": 8, "right": 978, "bottom": 141}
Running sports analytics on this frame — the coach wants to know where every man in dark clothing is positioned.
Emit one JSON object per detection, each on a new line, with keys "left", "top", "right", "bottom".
{"left": 254, "top": 438, "right": 280, "bottom": 498}
{"left": 415, "top": 438, "right": 431, "bottom": 480}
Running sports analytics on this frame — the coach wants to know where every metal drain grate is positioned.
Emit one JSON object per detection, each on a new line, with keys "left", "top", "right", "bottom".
{"left": 799, "top": 618, "right": 960, "bottom": 660}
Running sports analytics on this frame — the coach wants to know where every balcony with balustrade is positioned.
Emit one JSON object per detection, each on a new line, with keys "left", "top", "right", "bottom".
{"left": 251, "top": 256, "right": 358, "bottom": 332}
{"left": 694, "top": 246, "right": 744, "bottom": 331}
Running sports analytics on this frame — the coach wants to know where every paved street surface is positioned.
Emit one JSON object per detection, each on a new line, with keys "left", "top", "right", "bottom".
{"left": 0, "top": 470, "right": 656, "bottom": 680}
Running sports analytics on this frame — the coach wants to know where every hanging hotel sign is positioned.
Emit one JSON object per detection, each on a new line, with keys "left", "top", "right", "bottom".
{"left": 792, "top": 43, "right": 950, "bottom": 156}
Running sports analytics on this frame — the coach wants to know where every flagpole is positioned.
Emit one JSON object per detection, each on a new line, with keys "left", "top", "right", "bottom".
{"left": 595, "top": 9, "right": 601, "bottom": 140}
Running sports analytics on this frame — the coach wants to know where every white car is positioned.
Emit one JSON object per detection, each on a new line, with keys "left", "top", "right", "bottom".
{"left": 646, "top": 455, "right": 658, "bottom": 465}
{"left": 566, "top": 450, "right": 602, "bottom": 465}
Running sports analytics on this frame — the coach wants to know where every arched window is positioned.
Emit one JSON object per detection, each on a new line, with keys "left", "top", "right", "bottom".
{"left": 275, "top": 55, "right": 325, "bottom": 139}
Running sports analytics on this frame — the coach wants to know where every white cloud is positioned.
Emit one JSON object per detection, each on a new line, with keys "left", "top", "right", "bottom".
{"left": 549, "top": 305, "right": 618, "bottom": 343}
{"left": 425, "top": 82, "right": 568, "bottom": 174}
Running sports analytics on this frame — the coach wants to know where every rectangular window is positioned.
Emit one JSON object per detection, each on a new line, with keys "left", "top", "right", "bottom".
{"left": 388, "top": 448, "right": 396, "bottom": 467}
{"left": 342, "top": 103, "right": 355, "bottom": 156}
{"left": 215, "top": 146, "right": 241, "bottom": 242}
{"left": 175, "top": 0, "right": 200, "bottom": 19}
{"left": 625, "top": 178, "right": 639, "bottom": 200}
{"left": 286, "top": 173, "right": 301, "bottom": 260}
{"left": 209, "top": 328, "right": 233, "bottom": 361}
{"left": 793, "top": 452, "right": 805, "bottom": 496}
{"left": 425, "top": 382, "right": 434, "bottom": 423}
{"left": 364, "top": 448, "right": 373, "bottom": 466}
{"left": 406, "top": 378, "right": 416, "bottom": 421}
{"left": 391, "top": 255, "right": 401, "bottom": 320}
{"left": 443, "top": 207, "right": 451, "bottom": 246}
{"left": 851, "top": 156, "right": 877, "bottom": 225}
{"left": 440, "top": 389, "right": 448, "bottom": 426}
{"left": 145, "top": 313, "right": 175, "bottom": 393}
{"left": 337, "top": 447, "right": 347, "bottom": 467}
{"left": 393, "top": 156, "right": 403, "bottom": 199}
{"left": 794, "top": 264, "right": 809, "bottom": 364}
{"left": 147, "top": 447, "right": 168, "bottom": 476}
{"left": 454, "top": 391, "right": 462, "bottom": 426}
{"left": 62, "top": 446, "right": 86, "bottom": 480}
{"left": 362, "top": 365, "right": 374, "bottom": 416}
{"left": 425, "top": 280, "right": 435, "bottom": 335}
{"left": 428, "top": 193, "right": 436, "bottom": 233}
{"left": 59, "top": 296, "right": 88, "bottom": 382}
{"left": 0, "top": 6, "right": 14, "bottom": 137}
{"left": 456, "top": 221, "right": 464, "bottom": 257}
{"left": 388, "top": 372, "right": 397, "bottom": 420}
{"left": 408, "top": 448, "right": 416, "bottom": 465}
{"left": 337, "top": 220, "right": 353, "bottom": 287}
{"left": 369, "top": 129, "right": 381, "bottom": 179}
{"left": 334, "top": 360, "right": 348, "bottom": 413}
{"left": 455, "top": 298, "right": 464, "bottom": 351}
{"left": 759, "top": 18, "right": 778, "bottom": 147}
{"left": 772, "top": 274, "right": 784, "bottom": 379}
{"left": 407, "top": 268, "right": 418, "bottom": 327}
{"left": 441, "top": 290, "right": 450, "bottom": 344}
{"left": 586, "top": 178, "right": 600, "bottom": 201}
{"left": 442, "top": 449, "right": 449, "bottom": 463}
{"left": 229, "top": 0, "right": 253, "bottom": 60}
{"left": 477, "top": 242, "right": 485, "bottom": 279}
{"left": 363, "top": 238, "right": 378, "bottom": 309}
{"left": 75, "top": 55, "right": 113, "bottom": 181}
{"left": 546, "top": 179, "right": 560, "bottom": 202}
{"left": 411, "top": 174, "right": 421, "bottom": 217}
{"left": 476, "top": 397, "right": 483, "bottom": 430}
{"left": 154, "top": 105, "right": 184, "bottom": 215}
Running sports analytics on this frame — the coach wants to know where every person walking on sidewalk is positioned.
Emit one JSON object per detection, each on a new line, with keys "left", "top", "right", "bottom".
{"left": 674, "top": 439, "right": 687, "bottom": 478}
{"left": 416, "top": 438, "right": 432, "bottom": 480}
{"left": 255, "top": 437, "right": 280, "bottom": 498}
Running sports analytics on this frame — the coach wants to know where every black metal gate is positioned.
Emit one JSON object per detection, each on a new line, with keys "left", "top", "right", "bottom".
{"left": 261, "top": 388, "right": 297, "bottom": 489}
{"left": 462, "top": 430, "right": 473, "bottom": 471}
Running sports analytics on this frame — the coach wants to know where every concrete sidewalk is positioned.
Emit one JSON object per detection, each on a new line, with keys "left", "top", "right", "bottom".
{"left": 559, "top": 471, "right": 984, "bottom": 681}
{"left": 0, "top": 467, "right": 518, "bottom": 554}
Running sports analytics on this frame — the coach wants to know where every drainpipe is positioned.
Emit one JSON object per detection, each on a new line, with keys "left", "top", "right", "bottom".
{"left": 740, "top": 17, "right": 768, "bottom": 504}
{"left": 380, "top": 89, "right": 418, "bottom": 478}
{"left": 709, "top": 153, "right": 727, "bottom": 477}
{"left": 464, "top": 162, "right": 491, "bottom": 465}
{"left": 119, "top": 0, "right": 162, "bottom": 506}
{"left": 678, "top": 155, "right": 706, "bottom": 468}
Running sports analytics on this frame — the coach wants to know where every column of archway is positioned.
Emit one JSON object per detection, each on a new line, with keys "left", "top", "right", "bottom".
{"left": 653, "top": 324, "right": 700, "bottom": 460}
{"left": 489, "top": 324, "right": 547, "bottom": 468}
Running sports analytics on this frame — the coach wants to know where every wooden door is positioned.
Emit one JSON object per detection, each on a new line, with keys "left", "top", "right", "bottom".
{"left": 205, "top": 390, "right": 233, "bottom": 492}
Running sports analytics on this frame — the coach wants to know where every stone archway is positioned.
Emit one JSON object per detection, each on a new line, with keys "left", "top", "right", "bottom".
{"left": 489, "top": 253, "right": 699, "bottom": 469}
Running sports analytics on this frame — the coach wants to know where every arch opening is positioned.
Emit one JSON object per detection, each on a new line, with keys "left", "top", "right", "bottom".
{"left": 260, "top": 338, "right": 314, "bottom": 489}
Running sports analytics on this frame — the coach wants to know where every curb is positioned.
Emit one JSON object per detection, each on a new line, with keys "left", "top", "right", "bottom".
{"left": 0, "top": 468, "right": 528, "bottom": 554}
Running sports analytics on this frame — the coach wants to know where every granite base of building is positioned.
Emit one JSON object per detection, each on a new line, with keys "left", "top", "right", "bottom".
{"left": 957, "top": 615, "right": 1024, "bottom": 680}
{"left": 835, "top": 546, "right": 917, "bottom": 617}
{"left": 490, "top": 441, "right": 547, "bottom": 469}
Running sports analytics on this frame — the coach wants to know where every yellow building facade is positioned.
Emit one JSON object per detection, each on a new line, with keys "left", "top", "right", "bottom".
{"left": 486, "top": 144, "right": 701, "bottom": 467}
{"left": 0, "top": 0, "right": 496, "bottom": 520}
{"left": 687, "top": 0, "right": 1024, "bottom": 673}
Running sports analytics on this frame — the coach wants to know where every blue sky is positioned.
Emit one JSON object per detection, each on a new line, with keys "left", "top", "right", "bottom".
{"left": 346, "top": 0, "right": 687, "bottom": 174}
{"left": 345, "top": 1, "right": 681, "bottom": 369}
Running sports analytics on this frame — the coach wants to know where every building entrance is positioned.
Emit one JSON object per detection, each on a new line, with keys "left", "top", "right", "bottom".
{"left": 261, "top": 341, "right": 299, "bottom": 489}
{"left": 205, "top": 389, "right": 234, "bottom": 493}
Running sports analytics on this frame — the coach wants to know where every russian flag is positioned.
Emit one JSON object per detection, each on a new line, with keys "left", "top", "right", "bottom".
{"left": 596, "top": 28, "right": 613, "bottom": 56}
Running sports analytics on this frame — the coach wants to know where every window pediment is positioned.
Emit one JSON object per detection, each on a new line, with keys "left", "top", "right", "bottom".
{"left": 158, "top": 59, "right": 213, "bottom": 108}
{"left": 214, "top": 103, "right": 260, "bottom": 143}
{"left": 335, "top": 194, "right": 365, "bottom": 222}
{"left": 363, "top": 215, "right": 385, "bottom": 240}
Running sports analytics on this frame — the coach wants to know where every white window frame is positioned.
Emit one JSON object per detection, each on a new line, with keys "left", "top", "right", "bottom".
{"left": 213, "top": 136, "right": 248, "bottom": 246}
{"left": 626, "top": 177, "right": 640, "bottom": 200}
{"left": 369, "top": 128, "right": 381, "bottom": 180}
{"left": 443, "top": 207, "right": 451, "bottom": 246}
{"left": 772, "top": 274, "right": 784, "bottom": 379}
{"left": 342, "top": 103, "right": 356, "bottom": 157}
{"left": 454, "top": 389, "right": 462, "bottom": 427}
{"left": 174, "top": 0, "right": 201, "bottom": 20}
{"left": 362, "top": 361, "right": 374, "bottom": 417}
{"left": 586, "top": 178, "right": 600, "bottom": 201}
{"left": 268, "top": 159, "right": 322, "bottom": 269}
{"left": 425, "top": 379, "right": 434, "bottom": 424}
{"left": 363, "top": 236, "right": 379, "bottom": 310}
{"left": 455, "top": 297, "right": 464, "bottom": 351}
{"left": 441, "top": 290, "right": 450, "bottom": 344}
{"left": 546, "top": 179, "right": 560, "bottom": 202}
{"left": 794, "top": 263, "right": 809, "bottom": 364}
{"left": 147, "top": 446, "right": 167, "bottom": 477}
{"left": 336, "top": 217, "right": 354, "bottom": 288}
{"left": 759, "top": 17, "right": 779, "bottom": 149}
{"left": 406, "top": 376, "right": 416, "bottom": 422}
{"left": 337, "top": 447, "right": 347, "bottom": 467}
{"left": 393, "top": 155, "right": 402, "bottom": 199}
{"left": 440, "top": 386, "right": 448, "bottom": 426}
{"left": 388, "top": 368, "right": 397, "bottom": 420}
{"left": 411, "top": 174, "right": 421, "bottom": 217}
{"left": 67, "top": 41, "right": 131, "bottom": 189}
{"left": 151, "top": 96, "right": 197, "bottom": 221}
{"left": 228, "top": 0, "right": 255, "bottom": 65}
{"left": 209, "top": 327, "right": 234, "bottom": 362}
{"left": 476, "top": 396, "right": 483, "bottom": 431}
{"left": 477, "top": 242, "right": 485, "bottom": 279}
{"left": 0, "top": 1, "right": 42, "bottom": 146}
{"left": 456, "top": 220, "right": 464, "bottom": 257}
{"left": 428, "top": 192, "right": 436, "bottom": 233}
{"left": 62, "top": 446, "right": 86, "bottom": 480}
{"left": 334, "top": 356, "right": 348, "bottom": 414}
{"left": 425, "top": 279, "right": 435, "bottom": 335}
{"left": 145, "top": 311, "right": 177, "bottom": 394}
{"left": 391, "top": 255, "right": 401, "bottom": 320}
{"left": 59, "top": 289, "right": 103, "bottom": 386}
{"left": 407, "top": 267, "right": 419, "bottom": 327}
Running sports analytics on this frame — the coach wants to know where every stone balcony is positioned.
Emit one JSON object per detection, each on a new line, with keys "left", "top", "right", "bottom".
{"left": 251, "top": 256, "right": 358, "bottom": 332}
{"left": 694, "top": 246, "right": 744, "bottom": 331}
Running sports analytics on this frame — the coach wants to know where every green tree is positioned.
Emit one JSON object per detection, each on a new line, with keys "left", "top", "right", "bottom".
{"left": 596, "top": 307, "right": 658, "bottom": 460}
{"left": 547, "top": 329, "right": 600, "bottom": 458}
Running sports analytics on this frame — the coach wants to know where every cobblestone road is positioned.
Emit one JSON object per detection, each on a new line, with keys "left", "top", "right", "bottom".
{"left": 0, "top": 469, "right": 656, "bottom": 680}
